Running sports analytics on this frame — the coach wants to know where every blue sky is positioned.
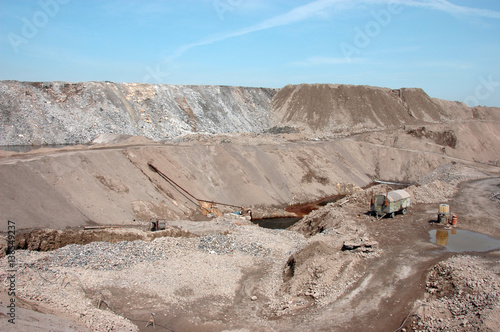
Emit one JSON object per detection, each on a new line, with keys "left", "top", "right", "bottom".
{"left": 1, "top": 0, "right": 499, "bottom": 106}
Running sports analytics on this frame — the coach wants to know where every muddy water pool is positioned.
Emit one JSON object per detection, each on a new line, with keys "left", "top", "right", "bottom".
{"left": 430, "top": 229, "right": 500, "bottom": 252}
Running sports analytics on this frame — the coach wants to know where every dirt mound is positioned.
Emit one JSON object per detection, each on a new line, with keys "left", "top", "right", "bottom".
{"left": 3, "top": 81, "right": 499, "bottom": 148}
{"left": 4, "top": 81, "right": 499, "bottom": 146}
{"left": 283, "top": 241, "right": 336, "bottom": 283}
{"left": 406, "top": 180, "right": 456, "bottom": 204}
{"left": 289, "top": 185, "right": 376, "bottom": 237}
{"left": 280, "top": 240, "right": 351, "bottom": 307}
{"left": 472, "top": 106, "right": 500, "bottom": 121}
{"left": 272, "top": 84, "right": 452, "bottom": 135}
{"left": 431, "top": 98, "right": 473, "bottom": 121}
{"left": 404, "top": 163, "right": 492, "bottom": 204}
{"left": 417, "top": 163, "right": 490, "bottom": 186}
{"left": 406, "top": 127, "right": 457, "bottom": 148}
{"left": 276, "top": 230, "right": 379, "bottom": 313}
{"left": 408, "top": 255, "right": 500, "bottom": 331}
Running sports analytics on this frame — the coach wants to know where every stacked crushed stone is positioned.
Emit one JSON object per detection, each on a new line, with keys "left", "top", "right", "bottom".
{"left": 198, "top": 234, "right": 271, "bottom": 256}
{"left": 417, "top": 163, "right": 489, "bottom": 186}
{"left": 406, "top": 163, "right": 490, "bottom": 204}
{"left": 407, "top": 180, "right": 456, "bottom": 204}
{"left": 409, "top": 255, "right": 500, "bottom": 331}
{"left": 27, "top": 240, "right": 168, "bottom": 271}
{"left": 0, "top": 81, "right": 276, "bottom": 145}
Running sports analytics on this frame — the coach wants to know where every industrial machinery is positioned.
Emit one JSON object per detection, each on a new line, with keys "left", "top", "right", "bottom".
{"left": 370, "top": 190, "right": 411, "bottom": 219}
{"left": 150, "top": 220, "right": 166, "bottom": 231}
{"left": 148, "top": 163, "right": 250, "bottom": 220}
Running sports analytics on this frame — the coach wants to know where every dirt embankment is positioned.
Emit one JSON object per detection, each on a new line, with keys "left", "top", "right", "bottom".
{"left": 1, "top": 227, "right": 196, "bottom": 255}
{"left": 1, "top": 82, "right": 500, "bottom": 232}
{"left": 3, "top": 81, "right": 499, "bottom": 147}
{"left": 0, "top": 140, "right": 379, "bottom": 232}
{"left": 2, "top": 126, "right": 500, "bottom": 232}
{"left": 2, "top": 135, "right": 497, "bottom": 233}
{"left": 272, "top": 84, "right": 478, "bottom": 135}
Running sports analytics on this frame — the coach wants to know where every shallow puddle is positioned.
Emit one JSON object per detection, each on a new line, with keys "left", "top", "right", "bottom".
{"left": 429, "top": 229, "right": 500, "bottom": 252}
{"left": 252, "top": 217, "right": 302, "bottom": 230}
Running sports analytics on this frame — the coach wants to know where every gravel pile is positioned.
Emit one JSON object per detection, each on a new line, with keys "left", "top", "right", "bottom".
{"left": 406, "top": 163, "right": 490, "bottom": 204}
{"left": 418, "top": 163, "right": 488, "bottom": 186}
{"left": 27, "top": 240, "right": 168, "bottom": 271}
{"left": 410, "top": 255, "right": 500, "bottom": 331}
{"left": 198, "top": 234, "right": 271, "bottom": 256}
{"left": 407, "top": 180, "right": 456, "bottom": 204}
{"left": 0, "top": 81, "right": 275, "bottom": 145}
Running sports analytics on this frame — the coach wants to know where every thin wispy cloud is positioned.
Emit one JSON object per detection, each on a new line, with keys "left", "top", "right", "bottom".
{"left": 396, "top": 0, "right": 500, "bottom": 19}
{"left": 292, "top": 56, "right": 366, "bottom": 66}
{"left": 167, "top": 0, "right": 352, "bottom": 60}
{"left": 166, "top": 0, "right": 500, "bottom": 61}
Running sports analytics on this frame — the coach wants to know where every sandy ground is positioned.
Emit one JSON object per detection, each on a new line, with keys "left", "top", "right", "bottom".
{"left": 1, "top": 81, "right": 500, "bottom": 331}
{"left": 1, "top": 170, "right": 499, "bottom": 331}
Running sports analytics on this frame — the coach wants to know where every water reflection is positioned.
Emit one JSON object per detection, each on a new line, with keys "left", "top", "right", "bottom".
{"left": 435, "top": 229, "right": 449, "bottom": 246}
{"left": 430, "top": 229, "right": 500, "bottom": 252}
{"left": 252, "top": 217, "right": 302, "bottom": 230}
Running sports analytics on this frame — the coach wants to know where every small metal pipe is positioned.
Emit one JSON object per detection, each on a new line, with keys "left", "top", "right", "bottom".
{"left": 148, "top": 163, "right": 243, "bottom": 210}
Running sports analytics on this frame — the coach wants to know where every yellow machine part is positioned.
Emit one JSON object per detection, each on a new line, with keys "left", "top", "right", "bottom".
{"left": 199, "top": 201, "right": 223, "bottom": 217}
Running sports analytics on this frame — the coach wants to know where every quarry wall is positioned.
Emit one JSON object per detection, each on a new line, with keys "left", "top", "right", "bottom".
{"left": 0, "top": 81, "right": 490, "bottom": 146}
{"left": 0, "top": 81, "right": 276, "bottom": 145}
{"left": 1, "top": 81, "right": 499, "bottom": 230}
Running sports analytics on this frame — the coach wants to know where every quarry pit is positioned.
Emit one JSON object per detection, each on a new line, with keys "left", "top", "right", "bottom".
{"left": 1, "top": 82, "right": 500, "bottom": 331}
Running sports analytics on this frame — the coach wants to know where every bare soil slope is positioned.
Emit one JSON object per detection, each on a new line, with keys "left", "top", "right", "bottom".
{"left": 1, "top": 82, "right": 500, "bottom": 331}
{"left": 272, "top": 84, "right": 474, "bottom": 135}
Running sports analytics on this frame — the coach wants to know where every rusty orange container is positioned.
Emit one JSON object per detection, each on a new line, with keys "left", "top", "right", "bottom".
{"left": 451, "top": 215, "right": 458, "bottom": 226}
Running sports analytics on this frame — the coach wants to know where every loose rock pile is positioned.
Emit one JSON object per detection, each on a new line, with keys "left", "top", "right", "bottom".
{"left": 0, "top": 219, "right": 308, "bottom": 331}
{"left": 407, "top": 163, "right": 490, "bottom": 204}
{"left": 409, "top": 255, "right": 500, "bottom": 331}
{"left": 417, "top": 163, "right": 488, "bottom": 186}
{"left": 407, "top": 180, "right": 456, "bottom": 204}
{"left": 37, "top": 240, "right": 168, "bottom": 271}
{"left": 198, "top": 234, "right": 271, "bottom": 256}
